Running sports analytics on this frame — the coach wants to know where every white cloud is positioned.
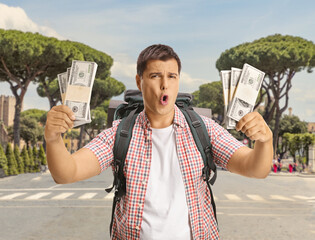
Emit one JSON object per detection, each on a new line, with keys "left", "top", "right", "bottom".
{"left": 179, "top": 72, "right": 209, "bottom": 93}
{"left": 0, "top": 3, "right": 64, "bottom": 39}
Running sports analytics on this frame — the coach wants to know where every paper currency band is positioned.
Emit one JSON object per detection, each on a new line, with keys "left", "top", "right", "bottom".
{"left": 64, "top": 85, "right": 91, "bottom": 103}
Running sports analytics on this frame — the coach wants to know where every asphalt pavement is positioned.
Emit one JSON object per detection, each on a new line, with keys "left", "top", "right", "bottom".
{"left": 0, "top": 169, "right": 314, "bottom": 240}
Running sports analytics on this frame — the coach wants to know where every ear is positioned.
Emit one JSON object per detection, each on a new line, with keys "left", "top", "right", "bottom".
{"left": 136, "top": 74, "right": 142, "bottom": 91}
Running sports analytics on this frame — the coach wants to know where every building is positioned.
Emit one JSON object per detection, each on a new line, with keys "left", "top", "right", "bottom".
{"left": 308, "top": 122, "right": 315, "bottom": 134}
{"left": 0, "top": 95, "right": 16, "bottom": 127}
{"left": 0, "top": 95, "right": 16, "bottom": 146}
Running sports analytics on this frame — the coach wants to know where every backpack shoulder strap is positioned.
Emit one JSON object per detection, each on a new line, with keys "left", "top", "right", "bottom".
{"left": 106, "top": 105, "right": 140, "bottom": 236}
{"left": 176, "top": 102, "right": 218, "bottom": 224}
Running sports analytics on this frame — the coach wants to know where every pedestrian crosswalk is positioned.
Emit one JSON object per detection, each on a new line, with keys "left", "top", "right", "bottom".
{"left": 0, "top": 191, "right": 314, "bottom": 202}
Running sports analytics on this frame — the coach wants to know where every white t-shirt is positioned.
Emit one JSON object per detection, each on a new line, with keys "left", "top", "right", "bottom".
{"left": 140, "top": 125, "right": 192, "bottom": 240}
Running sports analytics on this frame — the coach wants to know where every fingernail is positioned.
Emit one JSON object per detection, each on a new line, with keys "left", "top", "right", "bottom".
{"left": 71, "top": 115, "right": 76, "bottom": 120}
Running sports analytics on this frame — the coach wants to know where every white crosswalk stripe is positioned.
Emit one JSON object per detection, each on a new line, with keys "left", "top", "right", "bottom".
{"left": 78, "top": 193, "right": 98, "bottom": 199}
{"left": 104, "top": 192, "right": 114, "bottom": 200}
{"left": 0, "top": 193, "right": 27, "bottom": 200}
{"left": 0, "top": 191, "right": 313, "bottom": 202}
{"left": 25, "top": 192, "right": 52, "bottom": 200}
{"left": 51, "top": 192, "right": 75, "bottom": 200}
{"left": 225, "top": 194, "right": 241, "bottom": 201}
{"left": 270, "top": 195, "right": 295, "bottom": 201}
{"left": 246, "top": 194, "right": 265, "bottom": 201}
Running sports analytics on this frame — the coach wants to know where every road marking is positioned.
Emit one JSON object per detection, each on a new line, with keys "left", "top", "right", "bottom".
{"left": 225, "top": 194, "right": 241, "bottom": 201}
{"left": 51, "top": 192, "right": 75, "bottom": 200}
{"left": 104, "top": 192, "right": 114, "bottom": 200}
{"left": 246, "top": 194, "right": 265, "bottom": 201}
{"left": 293, "top": 195, "right": 315, "bottom": 200}
{"left": 0, "top": 193, "right": 27, "bottom": 200}
{"left": 25, "top": 192, "right": 52, "bottom": 200}
{"left": 31, "top": 176, "right": 42, "bottom": 181}
{"left": 270, "top": 195, "right": 295, "bottom": 201}
{"left": 78, "top": 193, "right": 98, "bottom": 199}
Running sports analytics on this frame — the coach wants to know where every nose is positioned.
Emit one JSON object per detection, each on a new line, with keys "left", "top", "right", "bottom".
{"left": 161, "top": 75, "right": 168, "bottom": 91}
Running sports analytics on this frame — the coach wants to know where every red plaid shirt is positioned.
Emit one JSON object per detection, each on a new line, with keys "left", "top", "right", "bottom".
{"left": 84, "top": 105, "right": 243, "bottom": 239}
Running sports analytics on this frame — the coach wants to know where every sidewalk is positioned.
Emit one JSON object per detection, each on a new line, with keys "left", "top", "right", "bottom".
{"left": 269, "top": 171, "right": 315, "bottom": 178}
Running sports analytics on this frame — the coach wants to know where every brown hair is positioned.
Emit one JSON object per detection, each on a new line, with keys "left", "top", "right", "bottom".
{"left": 136, "top": 44, "right": 181, "bottom": 77}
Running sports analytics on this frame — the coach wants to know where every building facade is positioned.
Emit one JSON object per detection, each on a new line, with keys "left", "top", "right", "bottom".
{"left": 0, "top": 95, "right": 17, "bottom": 146}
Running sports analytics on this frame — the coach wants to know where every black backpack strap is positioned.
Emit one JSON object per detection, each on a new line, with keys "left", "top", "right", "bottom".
{"left": 177, "top": 103, "right": 218, "bottom": 224}
{"left": 106, "top": 105, "right": 139, "bottom": 236}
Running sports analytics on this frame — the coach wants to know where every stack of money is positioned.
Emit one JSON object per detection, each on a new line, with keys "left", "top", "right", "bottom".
{"left": 57, "top": 60, "right": 98, "bottom": 127}
{"left": 220, "top": 63, "right": 265, "bottom": 129}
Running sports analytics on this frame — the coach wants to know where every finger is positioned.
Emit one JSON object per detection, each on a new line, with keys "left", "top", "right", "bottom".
{"left": 240, "top": 116, "right": 259, "bottom": 133}
{"left": 245, "top": 125, "right": 261, "bottom": 138}
{"left": 47, "top": 124, "right": 68, "bottom": 134}
{"left": 51, "top": 105, "right": 76, "bottom": 120}
{"left": 51, "top": 119, "right": 72, "bottom": 130}
{"left": 52, "top": 112, "right": 74, "bottom": 128}
{"left": 236, "top": 112, "right": 257, "bottom": 131}
{"left": 248, "top": 130, "right": 264, "bottom": 142}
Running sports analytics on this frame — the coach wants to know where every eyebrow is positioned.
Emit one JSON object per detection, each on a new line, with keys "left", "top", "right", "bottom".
{"left": 149, "top": 72, "right": 178, "bottom": 77}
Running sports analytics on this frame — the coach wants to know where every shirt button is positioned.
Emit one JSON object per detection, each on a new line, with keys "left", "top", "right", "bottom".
{"left": 135, "top": 226, "right": 140, "bottom": 231}
{"left": 142, "top": 180, "right": 146, "bottom": 185}
{"left": 146, "top": 135, "right": 150, "bottom": 141}
{"left": 138, "top": 204, "right": 143, "bottom": 209}
{"left": 145, "top": 158, "right": 150, "bottom": 162}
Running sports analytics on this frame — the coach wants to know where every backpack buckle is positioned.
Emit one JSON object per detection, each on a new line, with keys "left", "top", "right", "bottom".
{"left": 202, "top": 166, "right": 210, "bottom": 181}
{"left": 192, "top": 120, "right": 201, "bottom": 128}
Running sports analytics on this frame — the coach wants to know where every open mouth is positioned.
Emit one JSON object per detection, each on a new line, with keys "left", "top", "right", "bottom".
{"left": 160, "top": 94, "right": 169, "bottom": 106}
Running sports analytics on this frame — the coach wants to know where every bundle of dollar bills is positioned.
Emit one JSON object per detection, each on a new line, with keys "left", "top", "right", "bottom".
{"left": 57, "top": 60, "right": 98, "bottom": 127}
{"left": 220, "top": 63, "right": 265, "bottom": 129}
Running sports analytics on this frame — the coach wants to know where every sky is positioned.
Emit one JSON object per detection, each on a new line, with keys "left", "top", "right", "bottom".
{"left": 0, "top": 0, "right": 314, "bottom": 122}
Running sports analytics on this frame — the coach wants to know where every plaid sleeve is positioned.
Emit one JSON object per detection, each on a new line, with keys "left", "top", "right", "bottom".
{"left": 201, "top": 116, "right": 244, "bottom": 170}
{"left": 83, "top": 120, "right": 121, "bottom": 172}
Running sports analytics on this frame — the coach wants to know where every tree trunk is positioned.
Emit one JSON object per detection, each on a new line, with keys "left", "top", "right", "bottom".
{"left": 78, "top": 126, "right": 84, "bottom": 149}
{"left": 13, "top": 97, "right": 22, "bottom": 147}
{"left": 273, "top": 105, "right": 281, "bottom": 155}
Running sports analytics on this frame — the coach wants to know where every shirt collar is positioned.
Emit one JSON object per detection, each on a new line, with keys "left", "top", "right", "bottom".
{"left": 138, "top": 104, "right": 186, "bottom": 129}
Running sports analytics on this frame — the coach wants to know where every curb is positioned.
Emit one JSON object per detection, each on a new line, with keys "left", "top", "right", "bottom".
{"left": 269, "top": 172, "right": 315, "bottom": 178}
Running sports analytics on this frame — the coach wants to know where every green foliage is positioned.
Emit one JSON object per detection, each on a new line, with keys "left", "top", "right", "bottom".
{"left": 32, "top": 146, "right": 41, "bottom": 172}
{"left": 0, "top": 144, "right": 8, "bottom": 176}
{"left": 90, "top": 78, "right": 125, "bottom": 109}
{"left": 39, "top": 144, "right": 47, "bottom": 166}
{"left": 215, "top": 34, "right": 315, "bottom": 152}
{"left": 20, "top": 116, "right": 44, "bottom": 146}
{"left": 216, "top": 34, "right": 315, "bottom": 73}
{"left": 192, "top": 81, "right": 224, "bottom": 116}
{"left": 21, "top": 146, "right": 31, "bottom": 173}
{"left": 21, "top": 109, "right": 47, "bottom": 124}
{"left": 5, "top": 143, "right": 18, "bottom": 175}
{"left": 28, "top": 147, "right": 36, "bottom": 173}
{"left": 279, "top": 115, "right": 307, "bottom": 136}
{"left": 14, "top": 145, "right": 24, "bottom": 174}
{"left": 282, "top": 133, "right": 315, "bottom": 164}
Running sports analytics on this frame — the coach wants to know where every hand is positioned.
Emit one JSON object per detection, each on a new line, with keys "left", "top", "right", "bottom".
{"left": 44, "top": 105, "right": 75, "bottom": 143}
{"left": 236, "top": 112, "right": 272, "bottom": 143}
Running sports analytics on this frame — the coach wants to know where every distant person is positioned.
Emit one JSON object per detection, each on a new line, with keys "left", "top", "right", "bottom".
{"left": 44, "top": 44, "right": 273, "bottom": 239}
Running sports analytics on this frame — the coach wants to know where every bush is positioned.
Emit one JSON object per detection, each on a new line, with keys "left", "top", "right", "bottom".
{"left": 32, "top": 146, "right": 41, "bottom": 172}
{"left": 14, "top": 145, "right": 24, "bottom": 174}
{"left": 0, "top": 144, "right": 8, "bottom": 176}
{"left": 5, "top": 143, "right": 18, "bottom": 175}
{"left": 21, "top": 146, "right": 31, "bottom": 173}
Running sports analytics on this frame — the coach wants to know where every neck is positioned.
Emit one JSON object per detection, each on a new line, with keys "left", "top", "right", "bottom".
{"left": 145, "top": 108, "right": 175, "bottom": 129}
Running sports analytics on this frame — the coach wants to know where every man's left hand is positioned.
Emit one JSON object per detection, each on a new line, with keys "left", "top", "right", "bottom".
{"left": 236, "top": 112, "right": 272, "bottom": 143}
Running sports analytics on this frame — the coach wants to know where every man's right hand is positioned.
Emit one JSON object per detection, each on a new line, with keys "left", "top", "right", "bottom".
{"left": 44, "top": 105, "right": 76, "bottom": 143}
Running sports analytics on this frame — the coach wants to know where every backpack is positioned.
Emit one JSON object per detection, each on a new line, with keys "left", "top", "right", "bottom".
{"left": 106, "top": 89, "right": 218, "bottom": 235}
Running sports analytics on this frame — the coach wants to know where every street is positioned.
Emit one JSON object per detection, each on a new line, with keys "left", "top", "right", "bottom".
{"left": 0, "top": 169, "right": 314, "bottom": 240}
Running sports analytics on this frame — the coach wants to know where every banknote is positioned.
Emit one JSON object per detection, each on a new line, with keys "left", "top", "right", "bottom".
{"left": 64, "top": 60, "right": 98, "bottom": 121}
{"left": 57, "top": 72, "right": 68, "bottom": 104}
{"left": 226, "top": 68, "right": 242, "bottom": 129}
{"left": 220, "top": 70, "right": 231, "bottom": 125}
{"left": 227, "top": 63, "right": 265, "bottom": 122}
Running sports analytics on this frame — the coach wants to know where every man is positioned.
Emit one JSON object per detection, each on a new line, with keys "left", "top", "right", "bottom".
{"left": 45, "top": 44, "right": 273, "bottom": 239}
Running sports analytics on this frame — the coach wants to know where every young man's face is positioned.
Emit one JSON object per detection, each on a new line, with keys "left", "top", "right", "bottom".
{"left": 136, "top": 58, "right": 179, "bottom": 121}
